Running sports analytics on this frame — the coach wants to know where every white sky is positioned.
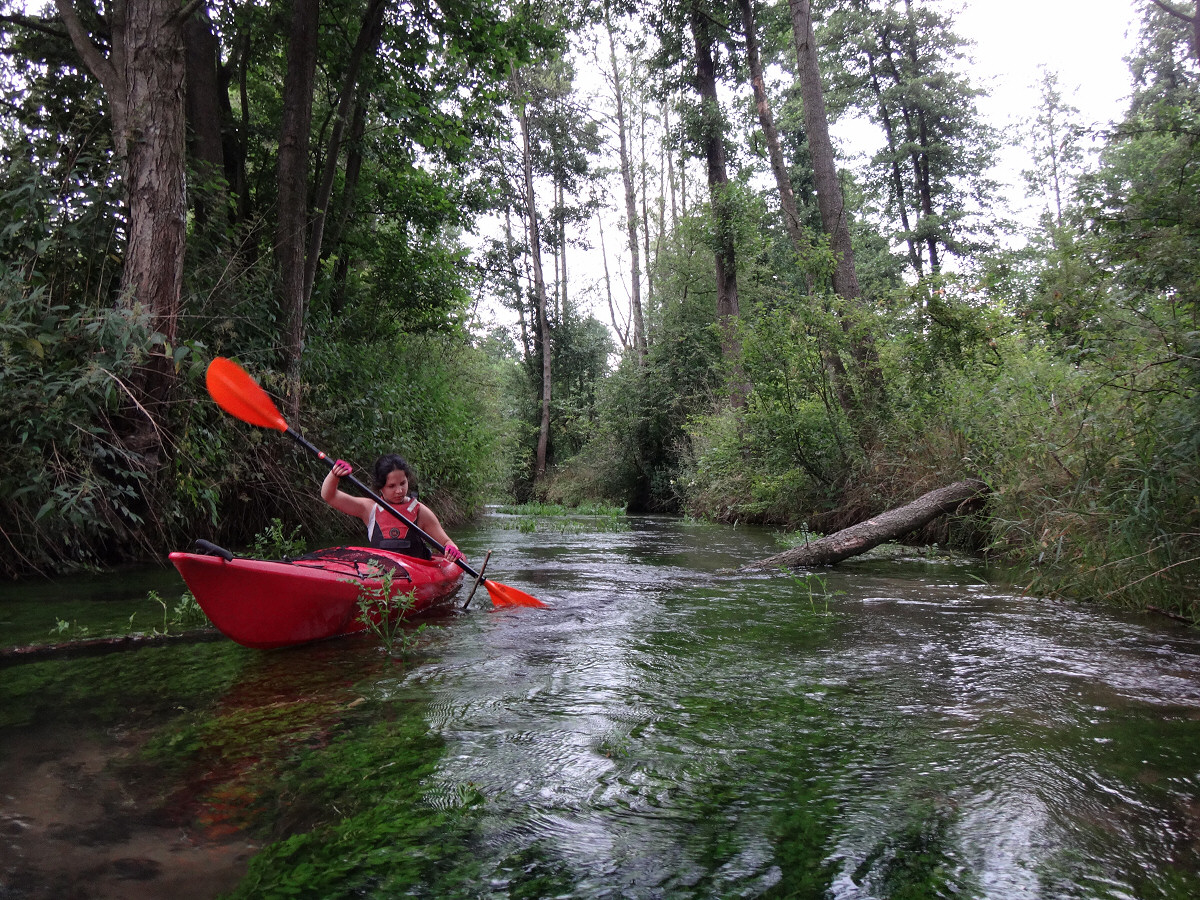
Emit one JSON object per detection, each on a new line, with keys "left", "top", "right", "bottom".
{"left": 475, "top": 0, "right": 1147, "bottom": 339}
{"left": 956, "top": 0, "right": 1139, "bottom": 131}
{"left": 826, "top": 0, "right": 1143, "bottom": 227}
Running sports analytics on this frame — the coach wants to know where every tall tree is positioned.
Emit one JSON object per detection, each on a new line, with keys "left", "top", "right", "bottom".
{"left": 512, "top": 62, "right": 555, "bottom": 481}
{"left": 604, "top": 4, "right": 648, "bottom": 362}
{"left": 689, "top": 0, "right": 743, "bottom": 403}
{"left": 822, "top": 0, "right": 998, "bottom": 279}
{"left": 789, "top": 0, "right": 886, "bottom": 412}
{"left": 1022, "top": 68, "right": 1086, "bottom": 229}
{"left": 789, "top": 0, "right": 860, "bottom": 302}
{"left": 739, "top": 0, "right": 810, "bottom": 263}
{"left": 276, "top": 0, "right": 320, "bottom": 417}
{"left": 54, "top": 0, "right": 198, "bottom": 467}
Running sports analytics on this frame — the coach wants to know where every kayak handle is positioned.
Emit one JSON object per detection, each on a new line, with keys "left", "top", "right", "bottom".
{"left": 194, "top": 539, "right": 235, "bottom": 562}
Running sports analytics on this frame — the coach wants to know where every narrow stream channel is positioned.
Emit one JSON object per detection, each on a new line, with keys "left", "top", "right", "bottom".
{"left": 2, "top": 514, "right": 1198, "bottom": 898}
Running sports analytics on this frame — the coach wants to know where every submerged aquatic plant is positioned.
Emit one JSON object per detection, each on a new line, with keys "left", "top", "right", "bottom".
{"left": 780, "top": 569, "right": 841, "bottom": 615}
{"left": 50, "top": 618, "right": 91, "bottom": 639}
{"left": 495, "top": 514, "right": 629, "bottom": 534}
{"left": 493, "top": 501, "right": 626, "bottom": 517}
{"left": 146, "top": 589, "right": 211, "bottom": 633}
{"left": 355, "top": 570, "right": 427, "bottom": 660}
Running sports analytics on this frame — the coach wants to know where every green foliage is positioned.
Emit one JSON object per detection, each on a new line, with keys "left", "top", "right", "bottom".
{"left": 146, "top": 589, "right": 211, "bottom": 634}
{"left": 779, "top": 569, "right": 841, "bottom": 616}
{"left": 250, "top": 518, "right": 308, "bottom": 560}
{"left": 303, "top": 330, "right": 514, "bottom": 522}
{"left": 493, "top": 501, "right": 626, "bottom": 516}
{"left": 354, "top": 570, "right": 429, "bottom": 660}
{"left": 0, "top": 286, "right": 153, "bottom": 575}
{"left": 821, "top": 0, "right": 1001, "bottom": 275}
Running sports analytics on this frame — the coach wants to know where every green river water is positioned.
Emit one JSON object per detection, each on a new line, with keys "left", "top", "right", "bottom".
{"left": 1, "top": 514, "right": 1198, "bottom": 899}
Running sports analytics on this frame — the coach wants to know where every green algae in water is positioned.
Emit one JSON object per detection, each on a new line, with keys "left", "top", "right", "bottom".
{"left": 226, "top": 712, "right": 489, "bottom": 898}
{"left": 0, "top": 566, "right": 193, "bottom": 647}
{"left": 0, "top": 641, "right": 249, "bottom": 731}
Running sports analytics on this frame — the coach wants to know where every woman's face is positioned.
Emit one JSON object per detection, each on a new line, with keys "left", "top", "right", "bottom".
{"left": 380, "top": 469, "right": 409, "bottom": 504}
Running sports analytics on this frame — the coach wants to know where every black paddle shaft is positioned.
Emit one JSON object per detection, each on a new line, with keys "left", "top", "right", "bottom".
{"left": 284, "top": 428, "right": 483, "bottom": 581}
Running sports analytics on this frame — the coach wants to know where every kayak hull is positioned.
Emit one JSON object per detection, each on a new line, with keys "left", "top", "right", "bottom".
{"left": 169, "top": 546, "right": 464, "bottom": 649}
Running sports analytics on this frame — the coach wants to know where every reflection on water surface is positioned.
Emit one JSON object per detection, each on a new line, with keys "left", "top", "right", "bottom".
{"left": 1, "top": 515, "right": 1198, "bottom": 898}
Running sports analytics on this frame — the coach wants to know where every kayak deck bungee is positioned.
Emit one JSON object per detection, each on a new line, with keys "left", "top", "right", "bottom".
{"left": 170, "top": 544, "right": 463, "bottom": 649}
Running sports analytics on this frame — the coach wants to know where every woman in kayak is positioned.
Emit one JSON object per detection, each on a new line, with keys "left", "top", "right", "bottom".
{"left": 321, "top": 454, "right": 464, "bottom": 562}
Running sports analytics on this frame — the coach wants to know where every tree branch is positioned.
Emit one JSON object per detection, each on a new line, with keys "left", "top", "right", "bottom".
{"left": 1147, "top": 0, "right": 1193, "bottom": 24}
{"left": 52, "top": 0, "right": 119, "bottom": 95}
{"left": 0, "top": 13, "right": 69, "bottom": 40}
{"left": 173, "top": 0, "right": 207, "bottom": 26}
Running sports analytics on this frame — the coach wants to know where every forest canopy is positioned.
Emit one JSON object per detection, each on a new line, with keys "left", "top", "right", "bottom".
{"left": 0, "top": 0, "right": 1195, "bottom": 621}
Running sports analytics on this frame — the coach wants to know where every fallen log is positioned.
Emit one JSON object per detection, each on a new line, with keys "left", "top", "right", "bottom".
{"left": 0, "top": 628, "right": 225, "bottom": 668}
{"left": 742, "top": 478, "right": 990, "bottom": 571}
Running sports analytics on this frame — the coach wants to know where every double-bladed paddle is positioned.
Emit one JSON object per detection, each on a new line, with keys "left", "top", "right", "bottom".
{"left": 204, "top": 356, "right": 547, "bottom": 609}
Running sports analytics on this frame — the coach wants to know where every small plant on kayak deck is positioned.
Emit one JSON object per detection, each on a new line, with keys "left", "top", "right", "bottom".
{"left": 355, "top": 571, "right": 427, "bottom": 659}
{"left": 251, "top": 517, "right": 307, "bottom": 559}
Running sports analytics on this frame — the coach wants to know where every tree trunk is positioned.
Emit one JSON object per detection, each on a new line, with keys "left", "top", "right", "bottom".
{"left": 739, "top": 0, "right": 808, "bottom": 262}
{"left": 183, "top": 8, "right": 226, "bottom": 224}
{"left": 788, "top": 0, "right": 882, "bottom": 409}
{"left": 304, "top": 0, "right": 387, "bottom": 309}
{"left": 605, "top": 10, "right": 647, "bottom": 362}
{"left": 597, "top": 208, "right": 630, "bottom": 349}
{"left": 55, "top": 0, "right": 191, "bottom": 470}
{"left": 689, "top": 1, "right": 743, "bottom": 404}
{"left": 329, "top": 100, "right": 368, "bottom": 316}
{"left": 503, "top": 205, "right": 532, "bottom": 360}
{"left": 864, "top": 36, "right": 921, "bottom": 274}
{"left": 514, "top": 68, "right": 553, "bottom": 481}
{"left": 788, "top": 0, "right": 859, "bottom": 304}
{"left": 276, "top": 0, "right": 320, "bottom": 419}
{"left": 903, "top": 0, "right": 939, "bottom": 274}
{"left": 742, "top": 479, "right": 989, "bottom": 570}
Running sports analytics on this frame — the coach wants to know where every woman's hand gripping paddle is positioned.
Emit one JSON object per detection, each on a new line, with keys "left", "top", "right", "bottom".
{"left": 204, "top": 357, "right": 547, "bottom": 609}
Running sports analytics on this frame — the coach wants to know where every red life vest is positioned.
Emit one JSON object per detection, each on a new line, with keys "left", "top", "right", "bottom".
{"left": 368, "top": 499, "right": 431, "bottom": 559}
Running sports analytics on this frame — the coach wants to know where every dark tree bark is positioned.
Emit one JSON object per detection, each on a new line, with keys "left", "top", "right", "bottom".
{"left": 513, "top": 65, "right": 553, "bottom": 481}
{"left": 788, "top": 0, "right": 882, "bottom": 409}
{"left": 738, "top": 0, "right": 809, "bottom": 263}
{"left": 304, "top": 0, "right": 387, "bottom": 309}
{"left": 742, "top": 479, "right": 989, "bottom": 570}
{"left": 276, "top": 0, "right": 320, "bottom": 419}
{"left": 55, "top": 0, "right": 196, "bottom": 469}
{"left": 183, "top": 8, "right": 226, "bottom": 224}
{"left": 788, "top": 0, "right": 862, "bottom": 306}
{"left": 227, "top": 30, "right": 252, "bottom": 226}
{"left": 689, "top": 1, "right": 744, "bottom": 404}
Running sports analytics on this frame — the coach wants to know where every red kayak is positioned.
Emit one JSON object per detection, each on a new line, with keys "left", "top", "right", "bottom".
{"left": 169, "top": 545, "right": 464, "bottom": 649}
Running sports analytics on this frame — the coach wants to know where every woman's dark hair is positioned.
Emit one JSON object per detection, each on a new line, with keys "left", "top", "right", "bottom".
{"left": 372, "top": 454, "right": 415, "bottom": 493}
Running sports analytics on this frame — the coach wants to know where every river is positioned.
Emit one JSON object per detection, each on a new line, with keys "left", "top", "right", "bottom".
{"left": 1, "top": 513, "right": 1198, "bottom": 898}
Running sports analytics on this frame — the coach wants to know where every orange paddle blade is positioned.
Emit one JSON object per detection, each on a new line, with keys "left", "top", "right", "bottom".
{"left": 484, "top": 579, "right": 548, "bottom": 609}
{"left": 206, "top": 357, "right": 289, "bottom": 432}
